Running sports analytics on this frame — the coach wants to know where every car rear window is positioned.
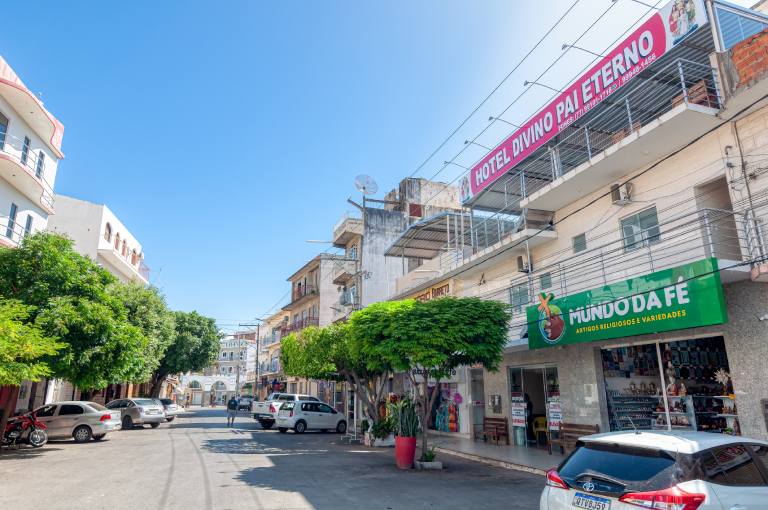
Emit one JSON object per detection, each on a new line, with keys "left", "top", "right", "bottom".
{"left": 558, "top": 442, "right": 680, "bottom": 494}
{"left": 160, "top": 399, "right": 173, "bottom": 405}
{"left": 133, "top": 399, "right": 157, "bottom": 406}
{"left": 86, "top": 403, "right": 108, "bottom": 411}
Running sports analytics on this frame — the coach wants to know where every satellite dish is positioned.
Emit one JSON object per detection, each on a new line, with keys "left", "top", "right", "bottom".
{"left": 354, "top": 174, "right": 379, "bottom": 195}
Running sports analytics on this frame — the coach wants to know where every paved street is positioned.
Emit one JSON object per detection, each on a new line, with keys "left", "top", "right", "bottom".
{"left": 0, "top": 408, "right": 543, "bottom": 510}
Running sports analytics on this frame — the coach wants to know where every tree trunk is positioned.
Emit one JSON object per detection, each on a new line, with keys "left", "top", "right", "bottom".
{"left": 149, "top": 373, "right": 166, "bottom": 398}
{"left": 79, "top": 389, "right": 93, "bottom": 401}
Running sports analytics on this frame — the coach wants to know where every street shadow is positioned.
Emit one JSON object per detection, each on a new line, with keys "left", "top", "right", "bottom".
{"left": 0, "top": 446, "right": 63, "bottom": 459}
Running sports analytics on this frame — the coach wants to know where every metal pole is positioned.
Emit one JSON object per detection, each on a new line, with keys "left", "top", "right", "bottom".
{"left": 625, "top": 97, "right": 634, "bottom": 133}
{"left": 584, "top": 126, "right": 592, "bottom": 158}
{"left": 678, "top": 61, "right": 688, "bottom": 104}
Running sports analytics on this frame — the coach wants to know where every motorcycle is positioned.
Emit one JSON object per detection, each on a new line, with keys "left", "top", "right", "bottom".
{"left": 2, "top": 410, "right": 48, "bottom": 449}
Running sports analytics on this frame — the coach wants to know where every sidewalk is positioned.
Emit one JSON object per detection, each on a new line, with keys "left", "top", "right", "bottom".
{"left": 430, "top": 434, "right": 565, "bottom": 475}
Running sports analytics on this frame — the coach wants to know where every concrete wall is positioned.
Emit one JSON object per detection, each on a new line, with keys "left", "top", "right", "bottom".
{"left": 362, "top": 207, "right": 406, "bottom": 305}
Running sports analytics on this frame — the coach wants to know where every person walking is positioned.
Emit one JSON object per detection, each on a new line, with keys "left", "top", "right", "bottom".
{"left": 226, "top": 395, "right": 239, "bottom": 427}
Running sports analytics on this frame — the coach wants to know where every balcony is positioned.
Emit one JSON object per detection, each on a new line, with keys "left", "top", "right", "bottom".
{"left": 283, "top": 283, "right": 318, "bottom": 311}
{"left": 0, "top": 214, "right": 29, "bottom": 248}
{"left": 502, "top": 205, "right": 767, "bottom": 345}
{"left": 468, "top": 58, "right": 723, "bottom": 214}
{"left": 0, "top": 134, "right": 55, "bottom": 213}
{"left": 97, "top": 245, "right": 150, "bottom": 283}
{"left": 284, "top": 317, "right": 319, "bottom": 333}
{"left": 332, "top": 213, "right": 363, "bottom": 248}
{"left": 331, "top": 258, "right": 357, "bottom": 285}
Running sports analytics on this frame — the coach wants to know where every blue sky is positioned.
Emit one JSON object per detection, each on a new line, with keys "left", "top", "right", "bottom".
{"left": 2, "top": 0, "right": 751, "bottom": 331}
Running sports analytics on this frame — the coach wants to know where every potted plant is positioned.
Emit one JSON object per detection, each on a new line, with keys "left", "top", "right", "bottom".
{"left": 389, "top": 398, "right": 420, "bottom": 469}
{"left": 414, "top": 446, "right": 443, "bottom": 470}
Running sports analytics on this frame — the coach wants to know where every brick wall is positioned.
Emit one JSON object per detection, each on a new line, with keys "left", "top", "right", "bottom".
{"left": 731, "top": 28, "right": 768, "bottom": 85}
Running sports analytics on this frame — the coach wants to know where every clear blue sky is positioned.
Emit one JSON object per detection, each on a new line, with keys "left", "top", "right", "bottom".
{"left": 2, "top": 0, "right": 751, "bottom": 331}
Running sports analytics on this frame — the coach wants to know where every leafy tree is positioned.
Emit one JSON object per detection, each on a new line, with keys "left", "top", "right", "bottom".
{"left": 0, "top": 299, "right": 62, "bottom": 386}
{"left": 360, "top": 297, "right": 510, "bottom": 456}
{"left": 148, "top": 311, "right": 220, "bottom": 397}
{"left": 0, "top": 233, "right": 150, "bottom": 396}
{"left": 108, "top": 282, "right": 175, "bottom": 384}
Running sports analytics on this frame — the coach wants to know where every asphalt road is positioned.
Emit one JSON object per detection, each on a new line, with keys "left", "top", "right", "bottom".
{"left": 0, "top": 407, "right": 544, "bottom": 510}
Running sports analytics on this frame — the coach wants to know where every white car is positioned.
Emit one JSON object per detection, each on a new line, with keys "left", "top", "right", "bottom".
{"left": 276, "top": 401, "right": 347, "bottom": 434}
{"left": 541, "top": 430, "right": 768, "bottom": 510}
{"left": 252, "top": 393, "right": 320, "bottom": 429}
{"left": 34, "top": 401, "right": 122, "bottom": 442}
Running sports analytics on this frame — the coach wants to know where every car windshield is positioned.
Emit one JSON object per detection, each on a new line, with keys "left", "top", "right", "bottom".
{"left": 160, "top": 399, "right": 173, "bottom": 405}
{"left": 133, "top": 399, "right": 157, "bottom": 406}
{"left": 86, "top": 403, "right": 108, "bottom": 411}
{"left": 558, "top": 443, "right": 679, "bottom": 494}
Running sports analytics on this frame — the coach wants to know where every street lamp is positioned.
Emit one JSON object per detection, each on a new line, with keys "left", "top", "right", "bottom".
{"left": 561, "top": 43, "right": 605, "bottom": 58}
{"left": 488, "top": 116, "right": 521, "bottom": 129}
{"left": 523, "top": 80, "right": 562, "bottom": 94}
{"left": 464, "top": 139, "right": 492, "bottom": 151}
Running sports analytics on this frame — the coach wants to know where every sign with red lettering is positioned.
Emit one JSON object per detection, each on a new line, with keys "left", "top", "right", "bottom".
{"left": 460, "top": 0, "right": 707, "bottom": 203}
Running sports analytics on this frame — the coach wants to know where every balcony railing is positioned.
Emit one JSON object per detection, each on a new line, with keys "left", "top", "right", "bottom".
{"left": 0, "top": 133, "right": 54, "bottom": 210}
{"left": 496, "top": 59, "right": 721, "bottom": 210}
{"left": 0, "top": 214, "right": 30, "bottom": 246}
{"left": 500, "top": 204, "right": 768, "bottom": 339}
{"left": 291, "top": 284, "right": 317, "bottom": 303}
{"left": 284, "top": 317, "right": 319, "bottom": 333}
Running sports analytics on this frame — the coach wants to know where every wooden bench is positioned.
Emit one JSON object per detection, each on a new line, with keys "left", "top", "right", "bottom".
{"left": 548, "top": 423, "right": 599, "bottom": 455}
{"left": 482, "top": 417, "right": 510, "bottom": 445}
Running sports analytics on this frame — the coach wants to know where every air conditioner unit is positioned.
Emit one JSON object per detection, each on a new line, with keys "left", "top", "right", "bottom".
{"left": 610, "top": 182, "right": 633, "bottom": 205}
{"left": 516, "top": 255, "right": 531, "bottom": 273}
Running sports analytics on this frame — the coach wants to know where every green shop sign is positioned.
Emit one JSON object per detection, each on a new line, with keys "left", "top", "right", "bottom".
{"left": 527, "top": 258, "right": 727, "bottom": 350}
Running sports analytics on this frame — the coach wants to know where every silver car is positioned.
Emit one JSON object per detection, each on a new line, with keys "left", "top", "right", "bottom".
{"left": 157, "top": 398, "right": 182, "bottom": 422}
{"left": 34, "top": 401, "right": 122, "bottom": 442}
{"left": 106, "top": 398, "right": 165, "bottom": 429}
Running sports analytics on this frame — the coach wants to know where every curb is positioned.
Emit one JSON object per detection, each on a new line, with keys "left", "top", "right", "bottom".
{"left": 434, "top": 446, "right": 547, "bottom": 476}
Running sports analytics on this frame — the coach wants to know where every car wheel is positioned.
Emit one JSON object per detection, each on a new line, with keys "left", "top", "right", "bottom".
{"left": 122, "top": 416, "right": 134, "bottom": 430}
{"left": 73, "top": 425, "right": 93, "bottom": 443}
{"left": 150, "top": 422, "right": 160, "bottom": 429}
{"left": 336, "top": 421, "right": 347, "bottom": 434}
{"left": 294, "top": 421, "right": 306, "bottom": 434}
{"left": 166, "top": 417, "right": 175, "bottom": 422}
{"left": 93, "top": 434, "right": 106, "bottom": 441}
{"left": 278, "top": 427, "right": 288, "bottom": 433}
{"left": 259, "top": 421, "right": 274, "bottom": 430}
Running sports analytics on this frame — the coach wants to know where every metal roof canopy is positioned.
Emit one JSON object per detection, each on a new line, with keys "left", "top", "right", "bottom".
{"left": 466, "top": 27, "right": 717, "bottom": 213}
{"left": 384, "top": 210, "right": 519, "bottom": 259}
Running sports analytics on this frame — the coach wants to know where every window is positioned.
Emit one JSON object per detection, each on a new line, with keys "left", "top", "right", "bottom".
{"left": 121, "top": 240, "right": 127, "bottom": 256}
{"left": 704, "top": 445, "right": 767, "bottom": 486}
{"left": 35, "top": 405, "right": 57, "bottom": 417}
{"left": 23, "top": 215, "right": 32, "bottom": 237}
{"left": 20, "top": 136, "right": 30, "bottom": 166}
{"left": 716, "top": 5, "right": 768, "bottom": 50}
{"left": 114, "top": 233, "right": 121, "bottom": 250}
{"left": 621, "top": 206, "right": 660, "bottom": 252}
{"left": 349, "top": 244, "right": 358, "bottom": 260}
{"left": 104, "top": 223, "right": 112, "bottom": 242}
{"left": 35, "top": 151, "right": 45, "bottom": 178}
{"left": 0, "top": 111, "right": 8, "bottom": 149}
{"left": 59, "top": 404, "right": 84, "bottom": 415}
{"left": 572, "top": 233, "right": 587, "bottom": 253}
{"left": 539, "top": 272, "right": 552, "bottom": 290}
{"left": 752, "top": 445, "right": 768, "bottom": 473}
{"left": 228, "top": 366, "right": 233, "bottom": 373}
{"left": 509, "top": 283, "right": 530, "bottom": 314}
{"left": 302, "top": 402, "right": 318, "bottom": 412}
{"left": 318, "top": 403, "right": 335, "bottom": 414}
{"left": 6, "top": 203, "right": 18, "bottom": 239}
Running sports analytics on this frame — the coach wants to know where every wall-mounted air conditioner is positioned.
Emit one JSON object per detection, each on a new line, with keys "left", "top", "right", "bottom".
{"left": 610, "top": 182, "right": 633, "bottom": 205}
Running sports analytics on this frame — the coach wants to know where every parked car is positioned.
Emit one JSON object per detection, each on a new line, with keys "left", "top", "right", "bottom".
{"left": 541, "top": 430, "right": 768, "bottom": 510}
{"left": 237, "top": 396, "right": 253, "bottom": 411}
{"left": 33, "top": 401, "right": 121, "bottom": 442}
{"left": 156, "top": 398, "right": 182, "bottom": 422}
{"left": 276, "top": 401, "right": 347, "bottom": 434}
{"left": 106, "top": 398, "right": 166, "bottom": 429}
{"left": 252, "top": 393, "right": 319, "bottom": 429}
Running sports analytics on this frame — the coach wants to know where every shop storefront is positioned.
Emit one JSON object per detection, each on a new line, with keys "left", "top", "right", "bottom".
{"left": 508, "top": 366, "right": 561, "bottom": 447}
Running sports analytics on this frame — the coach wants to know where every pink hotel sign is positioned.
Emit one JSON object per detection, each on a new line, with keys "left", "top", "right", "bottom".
{"left": 460, "top": 0, "right": 707, "bottom": 203}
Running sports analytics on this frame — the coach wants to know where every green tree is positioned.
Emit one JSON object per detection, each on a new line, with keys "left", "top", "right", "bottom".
{"left": 0, "top": 299, "right": 62, "bottom": 386}
{"left": 148, "top": 311, "right": 220, "bottom": 397}
{"left": 0, "top": 233, "right": 150, "bottom": 396}
{"left": 360, "top": 297, "right": 510, "bottom": 456}
{"left": 108, "top": 282, "right": 176, "bottom": 384}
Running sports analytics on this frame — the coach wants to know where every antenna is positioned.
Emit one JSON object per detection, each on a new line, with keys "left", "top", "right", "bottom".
{"left": 354, "top": 174, "right": 378, "bottom": 196}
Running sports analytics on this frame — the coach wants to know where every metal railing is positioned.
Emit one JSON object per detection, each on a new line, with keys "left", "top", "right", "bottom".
{"left": 0, "top": 214, "right": 29, "bottom": 246}
{"left": 291, "top": 284, "right": 318, "bottom": 303}
{"left": 501, "top": 58, "right": 722, "bottom": 206}
{"left": 284, "top": 316, "right": 320, "bottom": 333}
{"left": 0, "top": 133, "right": 55, "bottom": 209}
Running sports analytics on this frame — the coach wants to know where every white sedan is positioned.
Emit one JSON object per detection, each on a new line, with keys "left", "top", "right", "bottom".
{"left": 541, "top": 430, "right": 768, "bottom": 510}
{"left": 276, "top": 401, "right": 347, "bottom": 434}
{"left": 34, "top": 401, "right": 122, "bottom": 442}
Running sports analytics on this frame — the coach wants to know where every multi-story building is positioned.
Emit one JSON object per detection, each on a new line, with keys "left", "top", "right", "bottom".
{"left": 47, "top": 194, "right": 149, "bottom": 284}
{"left": 0, "top": 56, "right": 66, "bottom": 417}
{"left": 388, "top": 1, "right": 768, "bottom": 451}
{"left": 207, "top": 331, "right": 256, "bottom": 396}
{"left": 256, "top": 310, "right": 290, "bottom": 399}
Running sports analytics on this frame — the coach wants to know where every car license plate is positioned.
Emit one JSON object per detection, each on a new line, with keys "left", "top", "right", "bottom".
{"left": 572, "top": 492, "right": 610, "bottom": 510}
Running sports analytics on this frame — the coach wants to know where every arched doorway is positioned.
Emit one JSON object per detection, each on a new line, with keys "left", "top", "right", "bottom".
{"left": 187, "top": 380, "right": 203, "bottom": 406}
{"left": 212, "top": 380, "right": 228, "bottom": 405}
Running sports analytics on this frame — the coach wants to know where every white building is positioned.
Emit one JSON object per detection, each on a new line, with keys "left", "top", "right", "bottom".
{"left": 47, "top": 194, "right": 149, "bottom": 284}
{"left": 0, "top": 55, "right": 66, "bottom": 415}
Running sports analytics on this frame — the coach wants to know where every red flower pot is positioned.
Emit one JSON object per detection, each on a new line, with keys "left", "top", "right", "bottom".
{"left": 395, "top": 436, "right": 417, "bottom": 469}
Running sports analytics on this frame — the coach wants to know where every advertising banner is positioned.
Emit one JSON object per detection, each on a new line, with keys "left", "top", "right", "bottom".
{"left": 527, "top": 258, "right": 727, "bottom": 350}
{"left": 547, "top": 398, "right": 562, "bottom": 431}
{"left": 460, "top": 0, "right": 707, "bottom": 203}
{"left": 510, "top": 394, "right": 527, "bottom": 427}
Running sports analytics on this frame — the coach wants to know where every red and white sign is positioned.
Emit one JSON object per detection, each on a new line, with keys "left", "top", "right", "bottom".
{"left": 460, "top": 0, "right": 707, "bottom": 203}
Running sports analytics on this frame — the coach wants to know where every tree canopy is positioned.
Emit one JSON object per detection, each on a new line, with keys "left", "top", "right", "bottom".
{"left": 0, "top": 299, "right": 62, "bottom": 386}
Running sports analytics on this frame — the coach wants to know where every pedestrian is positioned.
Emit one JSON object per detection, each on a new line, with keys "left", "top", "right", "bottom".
{"left": 226, "top": 395, "right": 239, "bottom": 427}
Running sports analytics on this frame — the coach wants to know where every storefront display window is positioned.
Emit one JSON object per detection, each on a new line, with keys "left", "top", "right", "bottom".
{"left": 428, "top": 383, "right": 461, "bottom": 433}
{"left": 601, "top": 336, "right": 740, "bottom": 435}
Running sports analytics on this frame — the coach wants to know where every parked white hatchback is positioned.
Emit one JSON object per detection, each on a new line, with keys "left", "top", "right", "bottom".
{"left": 276, "top": 401, "right": 347, "bottom": 434}
{"left": 541, "top": 430, "right": 768, "bottom": 510}
{"left": 33, "top": 401, "right": 122, "bottom": 442}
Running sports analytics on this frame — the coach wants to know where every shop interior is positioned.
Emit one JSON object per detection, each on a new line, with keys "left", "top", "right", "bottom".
{"left": 601, "top": 336, "right": 740, "bottom": 435}
{"left": 509, "top": 366, "right": 560, "bottom": 448}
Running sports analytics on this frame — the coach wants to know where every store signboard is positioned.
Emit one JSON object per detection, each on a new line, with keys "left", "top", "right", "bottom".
{"left": 510, "top": 393, "right": 527, "bottom": 427}
{"left": 408, "top": 280, "right": 451, "bottom": 302}
{"left": 527, "top": 258, "right": 727, "bottom": 350}
{"left": 459, "top": 0, "right": 707, "bottom": 203}
{"left": 547, "top": 398, "right": 563, "bottom": 431}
